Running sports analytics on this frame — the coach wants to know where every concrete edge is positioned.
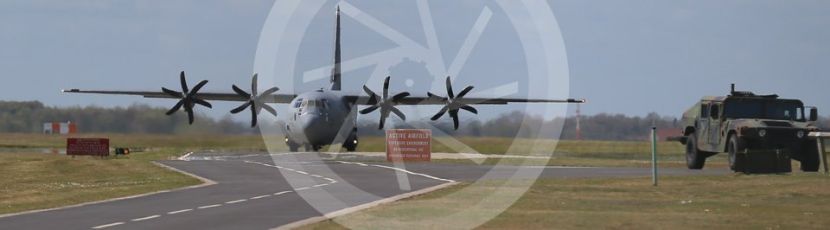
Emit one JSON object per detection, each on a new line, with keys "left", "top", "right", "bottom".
{"left": 274, "top": 181, "right": 461, "bottom": 230}
{"left": 0, "top": 160, "right": 216, "bottom": 219}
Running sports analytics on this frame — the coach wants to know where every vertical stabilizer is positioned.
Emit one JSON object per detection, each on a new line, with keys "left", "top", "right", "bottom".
{"left": 330, "top": 6, "right": 342, "bottom": 91}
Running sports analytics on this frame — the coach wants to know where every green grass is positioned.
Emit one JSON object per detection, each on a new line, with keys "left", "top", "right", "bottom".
{"left": 0, "top": 133, "right": 270, "bottom": 215}
{"left": 0, "top": 151, "right": 201, "bottom": 214}
{"left": 303, "top": 174, "right": 830, "bottom": 230}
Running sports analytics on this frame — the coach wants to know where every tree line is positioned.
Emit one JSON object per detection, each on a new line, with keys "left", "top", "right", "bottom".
{"left": 2, "top": 101, "right": 828, "bottom": 140}
{"left": 0, "top": 101, "right": 252, "bottom": 134}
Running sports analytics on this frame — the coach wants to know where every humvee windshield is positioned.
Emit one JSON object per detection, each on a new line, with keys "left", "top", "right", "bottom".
{"left": 723, "top": 99, "right": 804, "bottom": 121}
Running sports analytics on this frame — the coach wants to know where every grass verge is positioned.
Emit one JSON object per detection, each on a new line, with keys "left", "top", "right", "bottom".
{"left": 303, "top": 173, "right": 830, "bottom": 229}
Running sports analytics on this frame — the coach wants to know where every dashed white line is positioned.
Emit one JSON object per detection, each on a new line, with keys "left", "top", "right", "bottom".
{"left": 197, "top": 204, "right": 222, "bottom": 209}
{"left": 92, "top": 222, "right": 124, "bottom": 229}
{"left": 311, "top": 174, "right": 324, "bottom": 178}
{"left": 167, "top": 209, "right": 193, "bottom": 214}
{"left": 274, "top": 191, "right": 293, "bottom": 195}
{"left": 131, "top": 215, "right": 160, "bottom": 222}
{"left": 225, "top": 199, "right": 247, "bottom": 204}
{"left": 294, "top": 170, "right": 309, "bottom": 175}
{"left": 312, "top": 184, "right": 327, "bottom": 188}
{"left": 295, "top": 187, "right": 310, "bottom": 191}
{"left": 250, "top": 195, "right": 271, "bottom": 200}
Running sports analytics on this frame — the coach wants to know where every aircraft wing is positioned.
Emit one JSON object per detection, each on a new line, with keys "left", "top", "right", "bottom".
{"left": 344, "top": 95, "right": 585, "bottom": 105}
{"left": 61, "top": 89, "right": 297, "bottom": 103}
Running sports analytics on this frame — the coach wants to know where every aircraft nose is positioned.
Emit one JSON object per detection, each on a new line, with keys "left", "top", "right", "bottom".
{"left": 300, "top": 114, "right": 324, "bottom": 134}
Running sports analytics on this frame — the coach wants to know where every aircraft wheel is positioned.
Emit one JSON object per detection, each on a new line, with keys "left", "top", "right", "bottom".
{"left": 343, "top": 136, "right": 358, "bottom": 152}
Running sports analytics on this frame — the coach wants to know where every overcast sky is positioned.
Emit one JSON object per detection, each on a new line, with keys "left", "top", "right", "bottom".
{"left": 1, "top": 0, "right": 828, "bottom": 121}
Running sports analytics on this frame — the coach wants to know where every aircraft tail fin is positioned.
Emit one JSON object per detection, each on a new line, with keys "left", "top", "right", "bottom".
{"left": 330, "top": 6, "right": 342, "bottom": 91}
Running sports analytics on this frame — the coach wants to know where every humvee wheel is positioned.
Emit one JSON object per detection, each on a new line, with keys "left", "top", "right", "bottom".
{"left": 801, "top": 140, "right": 820, "bottom": 172}
{"left": 728, "top": 135, "right": 747, "bottom": 172}
{"left": 685, "top": 134, "right": 707, "bottom": 169}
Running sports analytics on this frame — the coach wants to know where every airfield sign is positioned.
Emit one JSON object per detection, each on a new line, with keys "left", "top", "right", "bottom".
{"left": 385, "top": 129, "right": 431, "bottom": 162}
{"left": 66, "top": 138, "right": 109, "bottom": 157}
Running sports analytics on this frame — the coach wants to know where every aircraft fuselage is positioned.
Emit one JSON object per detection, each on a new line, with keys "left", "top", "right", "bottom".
{"left": 284, "top": 89, "right": 357, "bottom": 150}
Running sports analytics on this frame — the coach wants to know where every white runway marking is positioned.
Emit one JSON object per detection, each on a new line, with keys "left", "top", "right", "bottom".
{"left": 167, "top": 209, "right": 192, "bottom": 215}
{"left": 274, "top": 191, "right": 293, "bottom": 195}
{"left": 131, "top": 215, "right": 160, "bottom": 222}
{"left": 197, "top": 204, "right": 222, "bottom": 209}
{"left": 89, "top": 155, "right": 341, "bottom": 230}
{"left": 336, "top": 161, "right": 456, "bottom": 183}
{"left": 250, "top": 195, "right": 271, "bottom": 200}
{"left": 177, "top": 152, "right": 194, "bottom": 161}
{"left": 92, "top": 222, "right": 124, "bottom": 229}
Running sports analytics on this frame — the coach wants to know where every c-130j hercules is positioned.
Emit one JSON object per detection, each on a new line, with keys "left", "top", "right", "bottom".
{"left": 64, "top": 6, "right": 585, "bottom": 152}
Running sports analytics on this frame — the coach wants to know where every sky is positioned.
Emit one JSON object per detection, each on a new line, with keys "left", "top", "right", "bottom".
{"left": 1, "top": 0, "right": 828, "bottom": 122}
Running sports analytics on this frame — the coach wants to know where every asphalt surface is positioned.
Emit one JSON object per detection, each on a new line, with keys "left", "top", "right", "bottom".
{"left": 0, "top": 152, "right": 728, "bottom": 230}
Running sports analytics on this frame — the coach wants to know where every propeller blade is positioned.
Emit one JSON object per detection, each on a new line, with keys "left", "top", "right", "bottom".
{"left": 460, "top": 105, "right": 478, "bottom": 114}
{"left": 186, "top": 109, "right": 195, "bottom": 124}
{"left": 392, "top": 92, "right": 410, "bottom": 102}
{"left": 360, "top": 105, "right": 380, "bottom": 114}
{"left": 251, "top": 74, "right": 258, "bottom": 96}
{"left": 390, "top": 106, "right": 406, "bottom": 120}
{"left": 427, "top": 92, "right": 440, "bottom": 99}
{"left": 450, "top": 110, "right": 459, "bottom": 130}
{"left": 260, "top": 87, "right": 279, "bottom": 97}
{"left": 431, "top": 106, "right": 448, "bottom": 120}
{"left": 192, "top": 98, "right": 212, "bottom": 108}
{"left": 457, "top": 86, "right": 474, "bottom": 98}
{"left": 383, "top": 76, "right": 390, "bottom": 99}
{"left": 232, "top": 85, "right": 250, "bottom": 98}
{"left": 162, "top": 87, "right": 182, "bottom": 98}
{"left": 260, "top": 103, "right": 278, "bottom": 116}
{"left": 250, "top": 104, "right": 257, "bottom": 127}
{"left": 230, "top": 101, "right": 251, "bottom": 114}
{"left": 190, "top": 80, "right": 209, "bottom": 95}
{"left": 445, "top": 76, "right": 454, "bottom": 99}
{"left": 180, "top": 71, "right": 188, "bottom": 93}
{"left": 378, "top": 110, "right": 389, "bottom": 129}
{"left": 166, "top": 100, "right": 184, "bottom": 115}
{"left": 363, "top": 85, "right": 378, "bottom": 103}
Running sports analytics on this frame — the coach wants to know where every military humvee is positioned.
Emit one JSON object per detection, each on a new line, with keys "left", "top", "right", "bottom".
{"left": 680, "top": 84, "right": 820, "bottom": 173}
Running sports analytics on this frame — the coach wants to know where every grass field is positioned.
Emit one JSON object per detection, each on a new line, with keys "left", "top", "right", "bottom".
{"left": 0, "top": 133, "right": 267, "bottom": 215}
{"left": 303, "top": 174, "right": 830, "bottom": 230}
{"left": 0, "top": 133, "right": 812, "bottom": 221}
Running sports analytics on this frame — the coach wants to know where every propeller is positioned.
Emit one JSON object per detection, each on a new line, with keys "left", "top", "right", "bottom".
{"left": 162, "top": 71, "right": 212, "bottom": 124}
{"left": 230, "top": 74, "right": 279, "bottom": 127}
{"left": 429, "top": 76, "right": 478, "bottom": 130}
{"left": 360, "top": 76, "right": 410, "bottom": 129}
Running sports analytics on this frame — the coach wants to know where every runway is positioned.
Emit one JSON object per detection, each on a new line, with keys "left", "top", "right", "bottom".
{"left": 0, "top": 152, "right": 728, "bottom": 229}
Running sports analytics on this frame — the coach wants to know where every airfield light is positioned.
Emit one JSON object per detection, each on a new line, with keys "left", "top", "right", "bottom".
{"left": 759, "top": 129, "right": 767, "bottom": 137}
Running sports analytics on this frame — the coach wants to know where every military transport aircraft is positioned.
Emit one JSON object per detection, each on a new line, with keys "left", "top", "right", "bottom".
{"left": 63, "top": 6, "right": 585, "bottom": 152}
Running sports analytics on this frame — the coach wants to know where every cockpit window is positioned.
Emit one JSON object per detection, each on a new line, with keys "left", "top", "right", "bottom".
{"left": 293, "top": 99, "right": 303, "bottom": 108}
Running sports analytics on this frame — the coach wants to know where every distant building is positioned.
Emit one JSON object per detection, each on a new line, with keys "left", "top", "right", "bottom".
{"left": 43, "top": 122, "right": 77, "bottom": 134}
